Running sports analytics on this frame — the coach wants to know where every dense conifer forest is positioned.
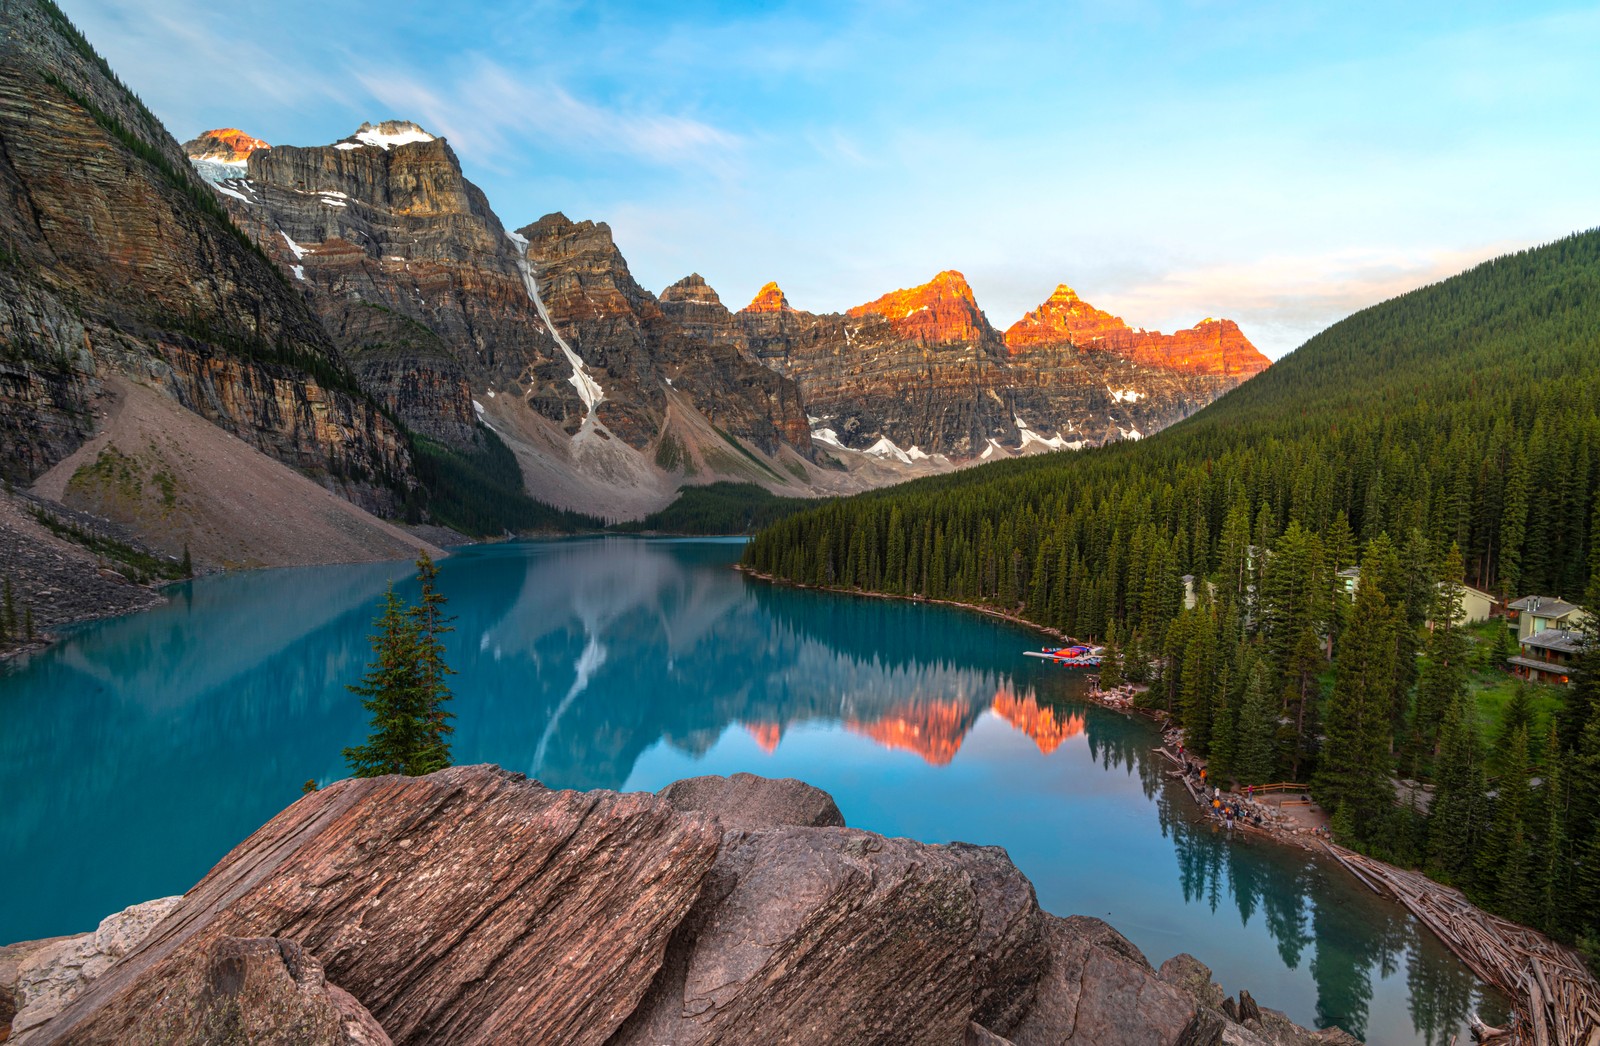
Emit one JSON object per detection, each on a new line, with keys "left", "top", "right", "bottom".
{"left": 744, "top": 228, "right": 1600, "bottom": 960}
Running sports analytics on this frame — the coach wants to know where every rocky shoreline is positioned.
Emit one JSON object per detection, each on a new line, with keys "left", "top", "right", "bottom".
{"left": 0, "top": 490, "right": 171, "bottom": 663}
{"left": 1, "top": 767, "right": 1352, "bottom": 1045}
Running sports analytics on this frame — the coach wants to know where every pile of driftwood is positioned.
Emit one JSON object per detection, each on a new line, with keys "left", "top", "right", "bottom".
{"left": 1324, "top": 844, "right": 1600, "bottom": 1046}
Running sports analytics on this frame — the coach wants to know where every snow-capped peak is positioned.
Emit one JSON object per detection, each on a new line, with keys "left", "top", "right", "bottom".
{"left": 337, "top": 120, "right": 436, "bottom": 151}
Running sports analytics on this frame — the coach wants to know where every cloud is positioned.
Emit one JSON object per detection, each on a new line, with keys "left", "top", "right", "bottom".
{"left": 64, "top": 0, "right": 353, "bottom": 133}
{"left": 353, "top": 57, "right": 743, "bottom": 175}
{"left": 1089, "top": 241, "right": 1531, "bottom": 358}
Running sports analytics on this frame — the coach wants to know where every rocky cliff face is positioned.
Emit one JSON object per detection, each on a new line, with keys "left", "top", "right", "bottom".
{"left": 519, "top": 213, "right": 814, "bottom": 459}
{"left": 0, "top": 0, "right": 412, "bottom": 512}
{"left": 187, "top": 123, "right": 819, "bottom": 514}
{"left": 725, "top": 275, "right": 1270, "bottom": 459}
{"left": 8, "top": 767, "right": 1347, "bottom": 1046}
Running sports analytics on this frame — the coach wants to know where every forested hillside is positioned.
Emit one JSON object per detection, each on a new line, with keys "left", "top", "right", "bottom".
{"left": 745, "top": 228, "right": 1600, "bottom": 957}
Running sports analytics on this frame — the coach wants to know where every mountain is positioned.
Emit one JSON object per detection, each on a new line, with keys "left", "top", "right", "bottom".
{"left": 1004, "top": 284, "right": 1267, "bottom": 377}
{"left": 719, "top": 273, "right": 1268, "bottom": 460}
{"left": 0, "top": 0, "right": 419, "bottom": 570}
{"left": 188, "top": 124, "right": 828, "bottom": 519}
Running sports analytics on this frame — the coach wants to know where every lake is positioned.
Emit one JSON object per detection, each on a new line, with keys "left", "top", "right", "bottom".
{"left": 0, "top": 537, "right": 1501, "bottom": 1043}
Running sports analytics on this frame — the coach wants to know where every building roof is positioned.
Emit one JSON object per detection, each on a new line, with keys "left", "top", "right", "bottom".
{"left": 1460, "top": 583, "right": 1496, "bottom": 601}
{"left": 1507, "top": 655, "right": 1572, "bottom": 677}
{"left": 1509, "top": 595, "right": 1581, "bottom": 618}
{"left": 1180, "top": 574, "right": 1195, "bottom": 584}
{"left": 1336, "top": 567, "right": 1360, "bottom": 579}
{"left": 1522, "top": 628, "right": 1587, "bottom": 655}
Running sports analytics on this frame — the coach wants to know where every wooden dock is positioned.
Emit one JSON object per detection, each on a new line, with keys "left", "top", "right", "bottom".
{"left": 1324, "top": 844, "right": 1600, "bottom": 1045}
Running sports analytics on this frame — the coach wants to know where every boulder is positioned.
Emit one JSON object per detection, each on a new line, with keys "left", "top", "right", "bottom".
{"left": 612, "top": 830, "right": 1045, "bottom": 1045}
{"left": 656, "top": 771, "right": 845, "bottom": 831}
{"left": 5, "top": 897, "right": 181, "bottom": 1040}
{"left": 1008, "top": 915, "right": 1201, "bottom": 1045}
{"left": 73, "top": 936, "right": 391, "bottom": 1046}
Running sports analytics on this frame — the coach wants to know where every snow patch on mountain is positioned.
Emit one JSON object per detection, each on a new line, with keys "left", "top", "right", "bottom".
{"left": 865, "top": 437, "right": 913, "bottom": 464}
{"left": 348, "top": 121, "right": 436, "bottom": 150}
{"left": 504, "top": 230, "right": 604, "bottom": 418}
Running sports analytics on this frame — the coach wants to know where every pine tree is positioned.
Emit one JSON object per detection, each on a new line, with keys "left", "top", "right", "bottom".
{"left": 1236, "top": 660, "right": 1279, "bottom": 786}
{"left": 1480, "top": 725, "right": 1534, "bottom": 921}
{"left": 1281, "top": 625, "right": 1324, "bottom": 779}
{"left": 408, "top": 551, "right": 456, "bottom": 774}
{"left": 1316, "top": 558, "right": 1398, "bottom": 842}
{"left": 1123, "top": 630, "right": 1149, "bottom": 684}
{"left": 3, "top": 579, "right": 15, "bottom": 637}
{"left": 181, "top": 544, "right": 193, "bottom": 578}
{"left": 1535, "top": 727, "right": 1571, "bottom": 935}
{"left": 1426, "top": 696, "right": 1489, "bottom": 886}
{"left": 343, "top": 585, "right": 428, "bottom": 778}
{"left": 1099, "top": 620, "right": 1124, "bottom": 689}
{"left": 342, "top": 555, "right": 456, "bottom": 781}
{"left": 1414, "top": 546, "right": 1469, "bottom": 761}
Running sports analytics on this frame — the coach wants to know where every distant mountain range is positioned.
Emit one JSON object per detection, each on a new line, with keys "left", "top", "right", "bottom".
{"left": 0, "top": 0, "right": 1267, "bottom": 576}
{"left": 178, "top": 119, "right": 1267, "bottom": 506}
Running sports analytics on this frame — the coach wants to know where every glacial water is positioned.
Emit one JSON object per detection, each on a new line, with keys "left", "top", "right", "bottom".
{"left": 0, "top": 537, "right": 1502, "bottom": 1042}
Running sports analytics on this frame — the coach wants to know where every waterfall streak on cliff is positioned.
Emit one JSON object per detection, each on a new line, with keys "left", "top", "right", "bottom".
{"left": 505, "top": 231, "right": 604, "bottom": 417}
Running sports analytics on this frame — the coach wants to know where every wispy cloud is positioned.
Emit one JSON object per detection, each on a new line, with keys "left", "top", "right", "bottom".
{"left": 354, "top": 57, "right": 742, "bottom": 175}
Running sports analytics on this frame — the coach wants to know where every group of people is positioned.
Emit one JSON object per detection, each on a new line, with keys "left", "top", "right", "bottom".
{"left": 1171, "top": 740, "right": 1266, "bottom": 831}
{"left": 1209, "top": 792, "right": 1263, "bottom": 830}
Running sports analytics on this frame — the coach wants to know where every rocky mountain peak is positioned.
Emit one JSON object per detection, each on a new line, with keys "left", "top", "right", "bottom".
{"left": 743, "top": 281, "right": 792, "bottom": 314}
{"left": 847, "top": 269, "right": 996, "bottom": 346}
{"left": 181, "top": 127, "right": 269, "bottom": 163}
{"left": 336, "top": 119, "right": 437, "bottom": 151}
{"left": 659, "top": 273, "right": 723, "bottom": 307}
{"left": 1004, "top": 284, "right": 1270, "bottom": 378}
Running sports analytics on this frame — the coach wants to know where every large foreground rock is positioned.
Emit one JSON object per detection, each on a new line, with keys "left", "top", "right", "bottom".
{"left": 8, "top": 767, "right": 1350, "bottom": 1045}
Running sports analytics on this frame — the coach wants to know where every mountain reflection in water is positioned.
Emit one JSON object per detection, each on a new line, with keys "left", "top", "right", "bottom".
{"left": 0, "top": 537, "right": 1503, "bottom": 1044}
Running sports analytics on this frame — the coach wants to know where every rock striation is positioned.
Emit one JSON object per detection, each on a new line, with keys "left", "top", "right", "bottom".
{"left": 8, "top": 767, "right": 1350, "bottom": 1046}
{"left": 0, "top": 0, "right": 413, "bottom": 511}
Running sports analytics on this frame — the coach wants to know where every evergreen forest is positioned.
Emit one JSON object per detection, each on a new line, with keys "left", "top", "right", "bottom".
{"left": 743, "top": 228, "right": 1600, "bottom": 960}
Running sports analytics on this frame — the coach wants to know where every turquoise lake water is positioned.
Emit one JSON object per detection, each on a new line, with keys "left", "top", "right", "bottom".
{"left": 0, "top": 537, "right": 1501, "bottom": 1043}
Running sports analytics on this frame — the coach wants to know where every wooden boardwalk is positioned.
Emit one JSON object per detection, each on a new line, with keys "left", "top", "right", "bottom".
{"left": 1324, "top": 844, "right": 1600, "bottom": 1046}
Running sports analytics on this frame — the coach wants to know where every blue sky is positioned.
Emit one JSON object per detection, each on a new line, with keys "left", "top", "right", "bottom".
{"left": 65, "top": 0, "right": 1600, "bottom": 357}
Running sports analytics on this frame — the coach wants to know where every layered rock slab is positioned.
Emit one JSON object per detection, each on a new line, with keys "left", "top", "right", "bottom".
{"left": 27, "top": 768, "right": 723, "bottom": 1046}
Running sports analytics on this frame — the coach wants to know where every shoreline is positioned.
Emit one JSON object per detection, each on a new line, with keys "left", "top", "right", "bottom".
{"left": 735, "top": 563, "right": 1599, "bottom": 1042}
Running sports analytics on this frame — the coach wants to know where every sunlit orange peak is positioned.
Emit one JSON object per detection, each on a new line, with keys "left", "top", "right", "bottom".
{"left": 192, "top": 128, "right": 270, "bottom": 162}
{"left": 744, "top": 281, "right": 791, "bottom": 313}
